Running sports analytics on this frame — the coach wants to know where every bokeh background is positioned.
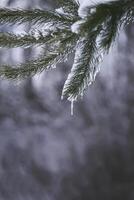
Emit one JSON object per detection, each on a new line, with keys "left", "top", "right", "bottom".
{"left": 0, "top": 0, "right": 134, "bottom": 199}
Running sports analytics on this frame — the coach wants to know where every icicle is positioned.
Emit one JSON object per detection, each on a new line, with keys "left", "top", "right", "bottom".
{"left": 71, "top": 100, "right": 74, "bottom": 116}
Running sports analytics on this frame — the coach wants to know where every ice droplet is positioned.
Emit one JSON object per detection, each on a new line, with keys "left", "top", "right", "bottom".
{"left": 80, "top": 92, "right": 84, "bottom": 99}
{"left": 71, "top": 100, "right": 74, "bottom": 116}
{"left": 61, "top": 95, "right": 64, "bottom": 100}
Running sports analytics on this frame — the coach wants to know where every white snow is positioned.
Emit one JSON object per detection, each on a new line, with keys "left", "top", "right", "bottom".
{"left": 55, "top": 7, "right": 65, "bottom": 15}
{"left": 71, "top": 0, "right": 117, "bottom": 33}
{"left": 71, "top": 20, "right": 85, "bottom": 34}
{"left": 77, "top": 0, "right": 117, "bottom": 18}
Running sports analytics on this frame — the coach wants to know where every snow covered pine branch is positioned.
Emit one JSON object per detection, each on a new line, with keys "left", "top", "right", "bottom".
{"left": 0, "top": 0, "right": 134, "bottom": 103}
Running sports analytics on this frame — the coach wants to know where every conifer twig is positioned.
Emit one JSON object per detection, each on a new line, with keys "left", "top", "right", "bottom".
{"left": 62, "top": 29, "right": 101, "bottom": 100}
{"left": 0, "top": 8, "right": 75, "bottom": 27}
{"left": 0, "top": 32, "right": 53, "bottom": 48}
{"left": 0, "top": 31, "right": 78, "bottom": 79}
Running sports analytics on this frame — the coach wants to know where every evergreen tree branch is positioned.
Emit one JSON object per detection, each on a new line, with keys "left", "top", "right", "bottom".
{"left": 62, "top": 0, "right": 134, "bottom": 100}
{"left": 0, "top": 31, "right": 78, "bottom": 79}
{"left": 0, "top": 28, "right": 71, "bottom": 48}
{"left": 62, "top": 30, "right": 101, "bottom": 100}
{"left": 100, "top": 15, "right": 119, "bottom": 51}
{"left": 80, "top": 0, "right": 134, "bottom": 36}
{"left": 0, "top": 0, "right": 134, "bottom": 102}
{"left": 0, "top": 8, "right": 75, "bottom": 27}
{"left": 0, "top": 32, "right": 53, "bottom": 48}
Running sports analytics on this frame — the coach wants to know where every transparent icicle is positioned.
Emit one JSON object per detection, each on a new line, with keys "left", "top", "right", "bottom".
{"left": 71, "top": 100, "right": 74, "bottom": 116}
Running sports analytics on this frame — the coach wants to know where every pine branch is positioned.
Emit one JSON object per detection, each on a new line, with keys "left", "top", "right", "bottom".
{"left": 79, "top": 0, "right": 134, "bottom": 36}
{"left": 0, "top": 0, "right": 134, "bottom": 102}
{"left": 0, "top": 28, "right": 72, "bottom": 48}
{"left": 0, "top": 8, "right": 75, "bottom": 27}
{"left": 0, "top": 32, "right": 53, "bottom": 48}
{"left": 62, "top": 30, "right": 101, "bottom": 100}
{"left": 62, "top": 0, "right": 134, "bottom": 100}
{"left": 100, "top": 15, "right": 119, "bottom": 51}
{"left": 0, "top": 31, "right": 78, "bottom": 79}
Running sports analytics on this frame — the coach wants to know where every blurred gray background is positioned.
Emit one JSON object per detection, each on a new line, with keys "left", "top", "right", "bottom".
{"left": 0, "top": 0, "right": 134, "bottom": 199}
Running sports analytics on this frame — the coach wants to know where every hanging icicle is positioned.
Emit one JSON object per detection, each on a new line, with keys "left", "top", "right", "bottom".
{"left": 71, "top": 100, "right": 74, "bottom": 116}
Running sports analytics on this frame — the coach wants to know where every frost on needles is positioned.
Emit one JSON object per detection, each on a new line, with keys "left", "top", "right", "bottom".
{"left": 0, "top": 0, "right": 134, "bottom": 102}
